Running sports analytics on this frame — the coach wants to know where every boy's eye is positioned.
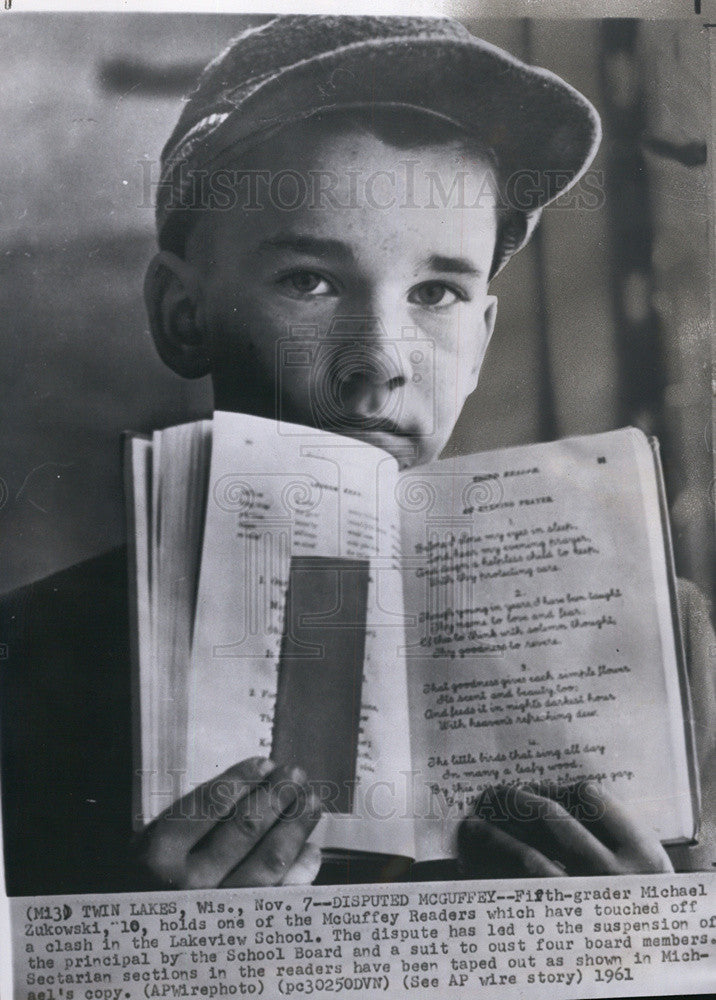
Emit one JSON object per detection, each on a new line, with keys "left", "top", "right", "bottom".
{"left": 280, "top": 271, "right": 335, "bottom": 296}
{"left": 408, "top": 282, "right": 464, "bottom": 307}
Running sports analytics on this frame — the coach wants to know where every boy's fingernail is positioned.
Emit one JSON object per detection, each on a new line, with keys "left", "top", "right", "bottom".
{"left": 257, "top": 758, "right": 275, "bottom": 775}
{"left": 289, "top": 765, "right": 307, "bottom": 784}
{"left": 307, "top": 793, "right": 323, "bottom": 819}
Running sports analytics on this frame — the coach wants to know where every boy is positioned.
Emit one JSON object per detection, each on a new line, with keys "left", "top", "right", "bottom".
{"left": 1, "top": 15, "right": 713, "bottom": 895}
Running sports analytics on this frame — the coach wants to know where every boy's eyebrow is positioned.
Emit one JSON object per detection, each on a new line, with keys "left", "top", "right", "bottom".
{"left": 253, "top": 236, "right": 482, "bottom": 278}
{"left": 255, "top": 233, "right": 353, "bottom": 258}
{"left": 424, "top": 254, "right": 482, "bottom": 276}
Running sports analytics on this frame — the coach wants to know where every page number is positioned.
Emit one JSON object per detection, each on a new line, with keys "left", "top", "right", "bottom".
{"left": 597, "top": 456, "right": 607, "bottom": 464}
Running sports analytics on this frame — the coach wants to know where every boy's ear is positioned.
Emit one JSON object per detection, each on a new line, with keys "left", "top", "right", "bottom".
{"left": 471, "top": 294, "right": 498, "bottom": 379}
{"left": 144, "top": 251, "right": 211, "bottom": 379}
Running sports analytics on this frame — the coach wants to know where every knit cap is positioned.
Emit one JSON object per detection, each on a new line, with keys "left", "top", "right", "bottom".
{"left": 157, "top": 15, "right": 601, "bottom": 277}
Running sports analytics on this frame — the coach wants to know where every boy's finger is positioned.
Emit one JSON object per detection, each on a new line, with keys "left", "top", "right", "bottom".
{"left": 134, "top": 757, "right": 278, "bottom": 883}
{"left": 494, "top": 786, "right": 619, "bottom": 875}
{"left": 183, "top": 765, "right": 308, "bottom": 888}
{"left": 564, "top": 782, "right": 673, "bottom": 871}
{"left": 146, "top": 757, "right": 277, "bottom": 851}
{"left": 280, "top": 842, "right": 323, "bottom": 886}
{"left": 220, "top": 793, "right": 322, "bottom": 888}
{"left": 458, "top": 817, "right": 566, "bottom": 878}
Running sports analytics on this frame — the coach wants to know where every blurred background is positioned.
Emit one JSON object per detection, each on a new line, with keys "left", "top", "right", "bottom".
{"left": 0, "top": 14, "right": 713, "bottom": 607}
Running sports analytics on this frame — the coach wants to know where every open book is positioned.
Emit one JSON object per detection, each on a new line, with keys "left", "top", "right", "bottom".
{"left": 125, "top": 413, "right": 699, "bottom": 862}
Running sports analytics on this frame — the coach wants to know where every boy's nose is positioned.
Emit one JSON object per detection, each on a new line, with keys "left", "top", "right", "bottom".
{"left": 317, "top": 334, "right": 408, "bottom": 427}
{"left": 337, "top": 370, "right": 406, "bottom": 421}
{"left": 317, "top": 314, "right": 412, "bottom": 425}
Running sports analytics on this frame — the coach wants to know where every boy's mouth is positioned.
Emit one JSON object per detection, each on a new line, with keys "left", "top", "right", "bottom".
{"left": 334, "top": 419, "right": 421, "bottom": 467}
{"left": 323, "top": 416, "right": 413, "bottom": 439}
{"left": 361, "top": 417, "right": 411, "bottom": 437}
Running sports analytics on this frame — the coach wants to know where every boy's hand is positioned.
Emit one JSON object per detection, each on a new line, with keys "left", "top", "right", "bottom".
{"left": 457, "top": 782, "right": 673, "bottom": 877}
{"left": 131, "top": 758, "right": 323, "bottom": 889}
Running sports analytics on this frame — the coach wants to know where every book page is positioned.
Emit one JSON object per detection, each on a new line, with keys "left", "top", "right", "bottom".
{"left": 189, "top": 413, "right": 416, "bottom": 857}
{"left": 398, "top": 427, "right": 693, "bottom": 860}
{"left": 125, "top": 435, "right": 153, "bottom": 829}
{"left": 130, "top": 422, "right": 212, "bottom": 825}
{"left": 152, "top": 421, "right": 213, "bottom": 822}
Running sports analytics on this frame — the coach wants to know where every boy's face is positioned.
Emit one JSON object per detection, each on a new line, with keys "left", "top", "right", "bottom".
{"left": 183, "top": 118, "right": 498, "bottom": 468}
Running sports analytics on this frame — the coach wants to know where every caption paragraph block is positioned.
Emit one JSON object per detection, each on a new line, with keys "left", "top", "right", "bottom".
{"left": 10, "top": 873, "right": 715, "bottom": 1000}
